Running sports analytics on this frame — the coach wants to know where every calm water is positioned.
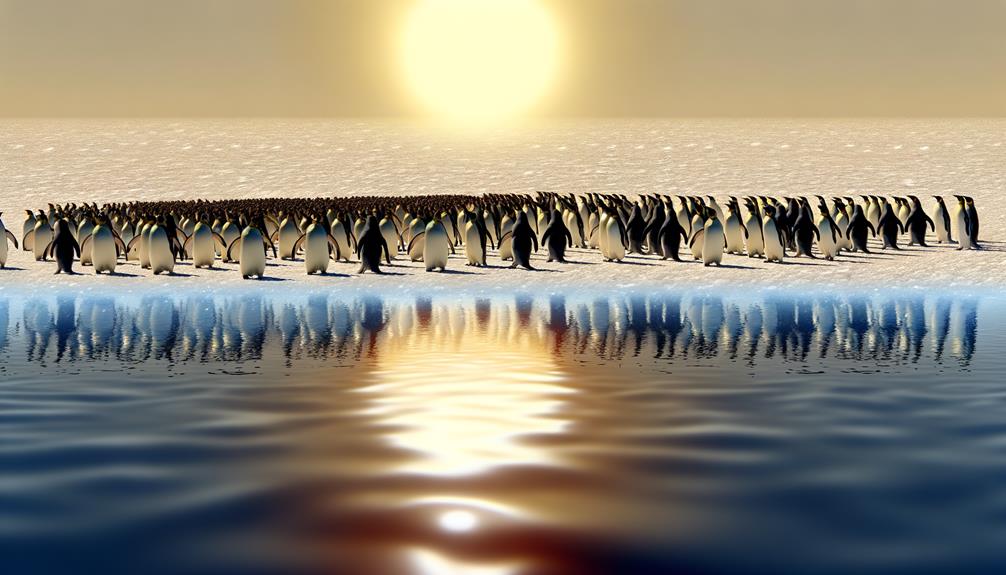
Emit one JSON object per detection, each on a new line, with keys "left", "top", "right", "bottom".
{"left": 2, "top": 290, "right": 1005, "bottom": 574}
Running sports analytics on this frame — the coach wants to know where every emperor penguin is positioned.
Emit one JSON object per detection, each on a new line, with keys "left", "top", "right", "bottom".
{"left": 0, "top": 213, "right": 20, "bottom": 268}
{"left": 498, "top": 213, "right": 515, "bottom": 261}
{"left": 965, "top": 197, "right": 981, "bottom": 248}
{"left": 952, "top": 196, "right": 974, "bottom": 250}
{"left": 83, "top": 220, "right": 124, "bottom": 274}
{"left": 877, "top": 204, "right": 905, "bottom": 250}
{"left": 275, "top": 216, "right": 302, "bottom": 261}
{"left": 147, "top": 223, "right": 176, "bottom": 275}
{"left": 463, "top": 210, "right": 492, "bottom": 266}
{"left": 693, "top": 210, "right": 725, "bottom": 266}
{"left": 356, "top": 215, "right": 391, "bottom": 274}
{"left": 762, "top": 206, "right": 786, "bottom": 263}
{"left": 409, "top": 218, "right": 452, "bottom": 272}
{"left": 723, "top": 201, "right": 748, "bottom": 255}
{"left": 330, "top": 217, "right": 355, "bottom": 262}
{"left": 504, "top": 212, "right": 538, "bottom": 270}
{"left": 46, "top": 219, "right": 80, "bottom": 274}
{"left": 21, "top": 210, "right": 35, "bottom": 251}
{"left": 25, "top": 212, "right": 53, "bottom": 261}
{"left": 219, "top": 218, "right": 242, "bottom": 261}
{"left": 904, "top": 198, "right": 935, "bottom": 247}
{"left": 228, "top": 226, "right": 268, "bottom": 279}
{"left": 846, "top": 206, "right": 876, "bottom": 253}
{"left": 542, "top": 209, "right": 574, "bottom": 263}
{"left": 815, "top": 206, "right": 841, "bottom": 260}
{"left": 742, "top": 198, "right": 765, "bottom": 258}
{"left": 833, "top": 203, "right": 853, "bottom": 251}
{"left": 297, "top": 219, "right": 341, "bottom": 275}
{"left": 380, "top": 216, "right": 402, "bottom": 260}
{"left": 77, "top": 217, "right": 95, "bottom": 266}
{"left": 601, "top": 208, "right": 626, "bottom": 262}
{"left": 184, "top": 220, "right": 227, "bottom": 268}
{"left": 407, "top": 218, "right": 427, "bottom": 261}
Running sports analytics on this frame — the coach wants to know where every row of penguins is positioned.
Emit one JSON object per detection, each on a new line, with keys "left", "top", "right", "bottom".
{"left": 0, "top": 193, "right": 982, "bottom": 277}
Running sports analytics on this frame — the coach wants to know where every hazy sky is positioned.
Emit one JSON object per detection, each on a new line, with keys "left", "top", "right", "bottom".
{"left": 1, "top": 0, "right": 1004, "bottom": 117}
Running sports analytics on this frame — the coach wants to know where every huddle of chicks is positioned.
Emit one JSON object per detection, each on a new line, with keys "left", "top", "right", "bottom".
{"left": 1, "top": 192, "right": 981, "bottom": 277}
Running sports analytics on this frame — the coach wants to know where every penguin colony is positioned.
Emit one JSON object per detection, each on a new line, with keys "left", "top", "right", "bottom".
{"left": 2, "top": 193, "right": 982, "bottom": 277}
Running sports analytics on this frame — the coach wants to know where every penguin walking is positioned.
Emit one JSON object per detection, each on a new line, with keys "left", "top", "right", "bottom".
{"left": 904, "top": 198, "right": 935, "bottom": 247}
{"left": 0, "top": 213, "right": 20, "bottom": 268}
{"left": 356, "top": 215, "right": 392, "bottom": 274}
{"left": 846, "top": 206, "right": 877, "bottom": 253}
{"left": 541, "top": 209, "right": 574, "bottom": 263}
{"left": 46, "top": 219, "right": 80, "bottom": 274}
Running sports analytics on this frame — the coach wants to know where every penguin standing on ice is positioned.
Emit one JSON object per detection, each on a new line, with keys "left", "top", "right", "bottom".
{"left": 965, "top": 197, "right": 981, "bottom": 249}
{"left": 46, "top": 219, "right": 80, "bottom": 274}
{"left": 462, "top": 207, "right": 493, "bottom": 267}
{"left": 656, "top": 206, "right": 688, "bottom": 261}
{"left": 691, "top": 209, "right": 725, "bottom": 266}
{"left": 642, "top": 201, "right": 666, "bottom": 256}
{"left": 0, "top": 213, "right": 19, "bottom": 269}
{"left": 25, "top": 211, "right": 53, "bottom": 261}
{"left": 876, "top": 203, "right": 905, "bottom": 250}
{"left": 502, "top": 212, "right": 538, "bottom": 270}
{"left": 356, "top": 215, "right": 391, "bottom": 274}
{"left": 81, "top": 218, "right": 126, "bottom": 274}
{"left": 184, "top": 219, "right": 227, "bottom": 269}
{"left": 792, "top": 203, "right": 820, "bottom": 258}
{"left": 952, "top": 196, "right": 975, "bottom": 250}
{"left": 624, "top": 205, "right": 647, "bottom": 254}
{"left": 904, "top": 197, "right": 935, "bottom": 247}
{"left": 296, "top": 218, "right": 341, "bottom": 275}
{"left": 761, "top": 205, "right": 786, "bottom": 263}
{"left": 931, "top": 196, "right": 952, "bottom": 243}
{"left": 147, "top": 221, "right": 176, "bottom": 275}
{"left": 815, "top": 205, "right": 841, "bottom": 260}
{"left": 541, "top": 209, "right": 573, "bottom": 263}
{"left": 227, "top": 225, "right": 268, "bottom": 279}
{"left": 846, "top": 206, "right": 876, "bottom": 253}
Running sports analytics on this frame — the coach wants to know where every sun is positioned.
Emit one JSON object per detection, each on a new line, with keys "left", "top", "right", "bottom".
{"left": 401, "top": 0, "right": 559, "bottom": 123}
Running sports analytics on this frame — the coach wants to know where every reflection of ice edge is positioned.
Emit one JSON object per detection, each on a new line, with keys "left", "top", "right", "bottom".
{"left": 1, "top": 290, "right": 987, "bottom": 368}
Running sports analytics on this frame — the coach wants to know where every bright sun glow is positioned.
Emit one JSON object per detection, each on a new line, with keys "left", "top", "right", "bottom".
{"left": 402, "top": 0, "right": 559, "bottom": 122}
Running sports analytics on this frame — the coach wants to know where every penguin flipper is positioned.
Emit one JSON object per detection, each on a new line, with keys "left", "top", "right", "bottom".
{"left": 327, "top": 235, "right": 342, "bottom": 261}
{"left": 226, "top": 237, "right": 243, "bottom": 262}
{"left": 114, "top": 235, "right": 127, "bottom": 258}
{"left": 6, "top": 229, "right": 18, "bottom": 250}
{"left": 499, "top": 230, "right": 514, "bottom": 244}
{"left": 688, "top": 229, "right": 704, "bottom": 249}
{"left": 407, "top": 231, "right": 426, "bottom": 255}
{"left": 212, "top": 233, "right": 227, "bottom": 252}
{"left": 80, "top": 235, "right": 92, "bottom": 257}
{"left": 182, "top": 234, "right": 194, "bottom": 257}
{"left": 293, "top": 234, "right": 306, "bottom": 256}
{"left": 176, "top": 229, "right": 188, "bottom": 245}
{"left": 23, "top": 229, "right": 34, "bottom": 251}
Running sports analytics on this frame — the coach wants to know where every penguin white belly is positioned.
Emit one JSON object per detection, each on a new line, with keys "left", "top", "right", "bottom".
{"left": 139, "top": 226, "right": 152, "bottom": 269}
{"left": 91, "top": 229, "right": 118, "bottom": 273}
{"left": 598, "top": 214, "right": 611, "bottom": 257}
{"left": 564, "top": 211, "right": 582, "bottom": 247}
{"left": 955, "top": 210, "right": 972, "bottom": 249}
{"left": 240, "top": 230, "right": 267, "bottom": 278}
{"left": 33, "top": 225, "right": 52, "bottom": 261}
{"left": 763, "top": 221, "right": 785, "bottom": 262}
{"left": 423, "top": 223, "right": 451, "bottom": 271}
{"left": 689, "top": 229, "right": 705, "bottom": 260}
{"left": 278, "top": 223, "right": 301, "bottom": 260}
{"left": 603, "top": 218, "right": 625, "bottom": 261}
{"left": 330, "top": 222, "right": 353, "bottom": 261}
{"left": 933, "top": 207, "right": 949, "bottom": 242}
{"left": 702, "top": 223, "right": 724, "bottom": 266}
{"left": 724, "top": 218, "right": 745, "bottom": 254}
{"left": 498, "top": 220, "right": 514, "bottom": 260}
{"left": 587, "top": 213, "right": 600, "bottom": 248}
{"left": 0, "top": 221, "right": 8, "bottom": 267}
{"left": 464, "top": 222, "right": 485, "bottom": 265}
{"left": 303, "top": 229, "right": 330, "bottom": 274}
{"left": 817, "top": 221, "right": 839, "bottom": 260}
{"left": 191, "top": 228, "right": 217, "bottom": 268}
{"left": 148, "top": 228, "right": 175, "bottom": 275}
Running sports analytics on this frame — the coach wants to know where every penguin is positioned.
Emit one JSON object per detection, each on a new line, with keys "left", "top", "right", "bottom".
{"left": 541, "top": 209, "right": 574, "bottom": 263}
{"left": 408, "top": 218, "right": 453, "bottom": 272}
{"left": 846, "top": 205, "right": 877, "bottom": 253}
{"left": 931, "top": 196, "right": 953, "bottom": 244}
{"left": 762, "top": 206, "right": 786, "bottom": 263}
{"left": 742, "top": 198, "right": 765, "bottom": 258}
{"left": 380, "top": 216, "right": 402, "bottom": 260}
{"left": 656, "top": 207, "right": 688, "bottom": 261}
{"left": 642, "top": 200, "right": 666, "bottom": 256}
{"left": 219, "top": 217, "right": 242, "bottom": 261}
{"left": 21, "top": 210, "right": 35, "bottom": 252}
{"left": 815, "top": 205, "right": 842, "bottom": 261}
{"left": 275, "top": 216, "right": 302, "bottom": 260}
{"left": 500, "top": 212, "right": 538, "bottom": 270}
{"left": 406, "top": 217, "right": 427, "bottom": 262}
{"left": 833, "top": 203, "right": 853, "bottom": 252}
{"left": 147, "top": 222, "right": 176, "bottom": 275}
{"left": 624, "top": 205, "right": 647, "bottom": 254}
{"left": 25, "top": 212, "right": 53, "bottom": 261}
{"left": 952, "top": 196, "right": 974, "bottom": 250}
{"left": 227, "top": 226, "right": 268, "bottom": 279}
{"left": 904, "top": 198, "right": 935, "bottom": 247}
{"left": 498, "top": 213, "right": 515, "bottom": 261}
{"left": 0, "top": 213, "right": 20, "bottom": 268}
{"left": 183, "top": 220, "right": 227, "bottom": 269}
{"left": 690, "top": 210, "right": 725, "bottom": 266}
{"left": 296, "top": 219, "right": 341, "bottom": 275}
{"left": 601, "top": 209, "right": 627, "bottom": 262}
{"left": 965, "top": 197, "right": 981, "bottom": 249}
{"left": 463, "top": 209, "right": 493, "bottom": 267}
{"left": 792, "top": 203, "right": 820, "bottom": 258}
{"left": 77, "top": 217, "right": 95, "bottom": 266}
{"left": 723, "top": 201, "right": 748, "bottom": 255}
{"left": 80, "top": 219, "right": 126, "bottom": 274}
{"left": 330, "top": 216, "right": 356, "bottom": 262}
{"left": 355, "top": 215, "right": 391, "bottom": 274}
{"left": 45, "top": 219, "right": 80, "bottom": 274}
{"left": 876, "top": 203, "right": 905, "bottom": 250}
